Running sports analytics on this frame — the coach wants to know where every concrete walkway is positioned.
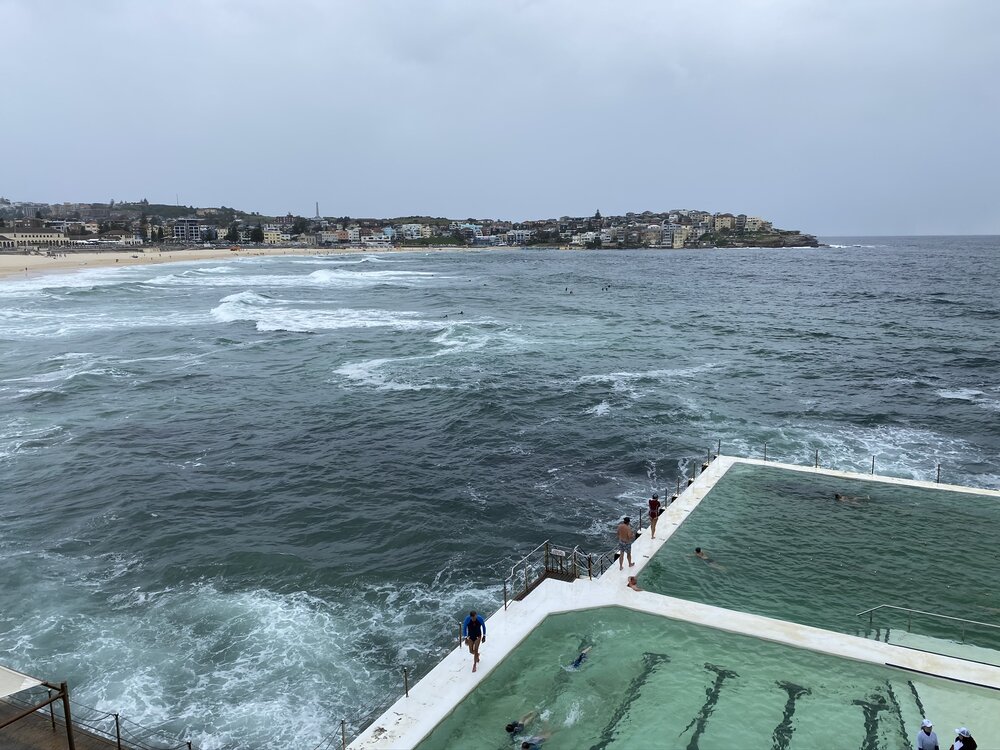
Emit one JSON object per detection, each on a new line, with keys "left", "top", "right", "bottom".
{"left": 0, "top": 700, "right": 118, "bottom": 750}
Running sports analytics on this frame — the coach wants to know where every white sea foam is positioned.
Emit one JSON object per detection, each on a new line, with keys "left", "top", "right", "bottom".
{"left": 1, "top": 553, "right": 497, "bottom": 750}
{"left": 307, "top": 268, "right": 438, "bottom": 286}
{"left": 211, "top": 291, "right": 446, "bottom": 334}
{"left": 724, "top": 423, "right": 994, "bottom": 486}
{"left": 936, "top": 387, "right": 1000, "bottom": 413}
{"left": 0, "top": 419, "right": 69, "bottom": 461}
{"left": 578, "top": 364, "right": 720, "bottom": 400}
{"left": 585, "top": 400, "right": 612, "bottom": 417}
{"left": 936, "top": 388, "right": 985, "bottom": 401}
{"left": 332, "top": 358, "right": 437, "bottom": 391}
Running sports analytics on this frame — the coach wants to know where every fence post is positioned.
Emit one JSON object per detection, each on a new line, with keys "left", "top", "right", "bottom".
{"left": 458, "top": 621, "right": 463, "bottom": 648}
{"left": 403, "top": 667, "right": 410, "bottom": 698}
{"left": 114, "top": 713, "right": 122, "bottom": 750}
{"left": 814, "top": 449, "right": 818, "bottom": 468}
{"left": 763, "top": 442, "right": 767, "bottom": 461}
{"left": 717, "top": 439, "right": 721, "bottom": 458}
{"left": 871, "top": 456, "right": 875, "bottom": 475}
{"left": 341, "top": 719, "right": 347, "bottom": 750}
{"left": 587, "top": 554, "right": 593, "bottom": 580}
{"left": 523, "top": 566, "right": 529, "bottom": 597}
{"left": 48, "top": 689, "right": 56, "bottom": 731}
{"left": 676, "top": 477, "right": 680, "bottom": 497}
{"left": 503, "top": 578, "right": 508, "bottom": 610}
{"left": 544, "top": 542, "right": 550, "bottom": 572}
{"left": 936, "top": 464, "right": 941, "bottom": 483}
{"left": 59, "top": 682, "right": 76, "bottom": 750}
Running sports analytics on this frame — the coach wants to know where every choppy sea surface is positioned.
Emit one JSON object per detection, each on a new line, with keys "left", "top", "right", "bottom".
{"left": 1, "top": 237, "right": 998, "bottom": 748}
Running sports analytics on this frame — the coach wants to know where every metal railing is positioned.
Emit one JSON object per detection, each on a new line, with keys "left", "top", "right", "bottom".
{"left": 856, "top": 604, "right": 1000, "bottom": 645}
{"left": 3, "top": 686, "right": 203, "bottom": 750}
{"left": 753, "top": 442, "right": 953, "bottom": 485}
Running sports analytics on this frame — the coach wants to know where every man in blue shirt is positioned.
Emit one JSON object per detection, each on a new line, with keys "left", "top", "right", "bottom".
{"left": 462, "top": 610, "right": 486, "bottom": 672}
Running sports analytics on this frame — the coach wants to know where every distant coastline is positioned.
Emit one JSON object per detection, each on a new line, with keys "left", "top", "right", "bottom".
{"left": 0, "top": 239, "right": 829, "bottom": 282}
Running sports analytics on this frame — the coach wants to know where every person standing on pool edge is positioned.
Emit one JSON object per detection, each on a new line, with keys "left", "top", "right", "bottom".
{"left": 617, "top": 517, "right": 635, "bottom": 569}
{"left": 648, "top": 493, "right": 663, "bottom": 539}
{"left": 916, "top": 719, "right": 939, "bottom": 750}
{"left": 463, "top": 610, "right": 486, "bottom": 672}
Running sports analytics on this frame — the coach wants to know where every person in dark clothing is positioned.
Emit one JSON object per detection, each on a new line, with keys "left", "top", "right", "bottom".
{"left": 462, "top": 610, "right": 486, "bottom": 672}
{"left": 951, "top": 727, "right": 977, "bottom": 750}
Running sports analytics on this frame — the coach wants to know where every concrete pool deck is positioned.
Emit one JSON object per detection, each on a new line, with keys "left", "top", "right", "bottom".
{"left": 348, "top": 456, "right": 1000, "bottom": 749}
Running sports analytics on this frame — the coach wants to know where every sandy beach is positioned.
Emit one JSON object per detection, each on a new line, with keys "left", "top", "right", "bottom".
{"left": 0, "top": 245, "right": 457, "bottom": 281}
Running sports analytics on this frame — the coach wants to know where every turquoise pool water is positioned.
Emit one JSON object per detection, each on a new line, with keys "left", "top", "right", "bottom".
{"left": 641, "top": 464, "right": 1000, "bottom": 653}
{"left": 414, "top": 607, "right": 998, "bottom": 750}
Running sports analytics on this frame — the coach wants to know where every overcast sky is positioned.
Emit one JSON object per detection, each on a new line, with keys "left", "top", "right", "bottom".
{"left": 3, "top": 0, "right": 999, "bottom": 234}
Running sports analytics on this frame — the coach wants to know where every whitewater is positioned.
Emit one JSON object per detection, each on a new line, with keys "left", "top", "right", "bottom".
{"left": 1, "top": 238, "right": 998, "bottom": 747}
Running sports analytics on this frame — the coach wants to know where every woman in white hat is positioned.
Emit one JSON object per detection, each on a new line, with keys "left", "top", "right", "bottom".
{"left": 951, "top": 726, "right": 977, "bottom": 750}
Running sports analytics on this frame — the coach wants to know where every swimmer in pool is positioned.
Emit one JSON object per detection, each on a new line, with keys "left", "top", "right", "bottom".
{"left": 694, "top": 547, "right": 710, "bottom": 560}
{"left": 570, "top": 645, "right": 592, "bottom": 669}
{"left": 626, "top": 575, "right": 643, "bottom": 591}
{"left": 505, "top": 711, "right": 538, "bottom": 736}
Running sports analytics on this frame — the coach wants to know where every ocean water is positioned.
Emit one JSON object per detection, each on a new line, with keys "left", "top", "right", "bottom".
{"left": 0, "top": 237, "right": 998, "bottom": 748}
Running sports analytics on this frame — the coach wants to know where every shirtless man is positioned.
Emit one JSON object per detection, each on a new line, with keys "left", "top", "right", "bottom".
{"left": 694, "top": 547, "right": 709, "bottom": 560}
{"left": 617, "top": 517, "right": 636, "bottom": 569}
{"left": 626, "top": 575, "right": 643, "bottom": 591}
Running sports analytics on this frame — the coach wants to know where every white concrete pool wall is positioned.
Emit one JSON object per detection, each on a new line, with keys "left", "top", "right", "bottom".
{"left": 348, "top": 456, "right": 1000, "bottom": 749}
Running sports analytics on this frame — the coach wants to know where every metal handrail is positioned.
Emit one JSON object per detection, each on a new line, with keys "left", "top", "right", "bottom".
{"left": 507, "top": 539, "right": 551, "bottom": 580}
{"left": 855, "top": 604, "right": 1000, "bottom": 632}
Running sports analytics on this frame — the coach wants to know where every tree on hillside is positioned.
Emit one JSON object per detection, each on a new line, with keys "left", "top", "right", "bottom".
{"left": 291, "top": 217, "right": 310, "bottom": 235}
{"left": 225, "top": 224, "right": 240, "bottom": 243}
{"left": 250, "top": 224, "right": 265, "bottom": 243}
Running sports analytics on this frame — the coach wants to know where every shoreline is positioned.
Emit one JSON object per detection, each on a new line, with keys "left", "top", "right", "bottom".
{"left": 0, "top": 241, "right": 828, "bottom": 282}
{"left": 0, "top": 244, "right": 468, "bottom": 281}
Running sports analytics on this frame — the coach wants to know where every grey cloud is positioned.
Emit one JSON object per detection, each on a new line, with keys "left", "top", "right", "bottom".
{"left": 3, "top": 0, "right": 998, "bottom": 233}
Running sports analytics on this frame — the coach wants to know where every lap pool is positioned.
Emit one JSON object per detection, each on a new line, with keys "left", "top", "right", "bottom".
{"left": 641, "top": 464, "right": 1000, "bottom": 654}
{"left": 413, "top": 607, "right": 998, "bottom": 750}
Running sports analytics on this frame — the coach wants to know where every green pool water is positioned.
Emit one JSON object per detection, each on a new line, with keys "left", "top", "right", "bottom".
{"left": 414, "top": 607, "right": 998, "bottom": 750}
{"left": 641, "top": 464, "right": 1000, "bottom": 654}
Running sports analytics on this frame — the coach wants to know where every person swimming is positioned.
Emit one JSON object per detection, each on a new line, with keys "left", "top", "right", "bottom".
{"left": 694, "top": 547, "right": 709, "bottom": 560}
{"left": 834, "top": 493, "right": 868, "bottom": 506}
{"left": 505, "top": 710, "right": 538, "bottom": 735}
{"left": 570, "top": 645, "right": 592, "bottom": 669}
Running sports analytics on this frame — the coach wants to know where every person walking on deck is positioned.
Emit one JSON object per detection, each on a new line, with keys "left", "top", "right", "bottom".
{"left": 617, "top": 517, "right": 635, "bottom": 569}
{"left": 463, "top": 610, "right": 486, "bottom": 672}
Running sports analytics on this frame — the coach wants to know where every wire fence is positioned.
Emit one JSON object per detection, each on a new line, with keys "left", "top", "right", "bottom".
{"left": 3, "top": 685, "right": 208, "bottom": 750}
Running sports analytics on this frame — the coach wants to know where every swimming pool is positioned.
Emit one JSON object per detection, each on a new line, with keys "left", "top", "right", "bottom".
{"left": 641, "top": 464, "right": 1000, "bottom": 656}
{"left": 413, "top": 607, "right": 998, "bottom": 750}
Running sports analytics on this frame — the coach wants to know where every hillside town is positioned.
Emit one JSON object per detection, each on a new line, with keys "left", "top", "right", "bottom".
{"left": 0, "top": 197, "right": 819, "bottom": 253}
